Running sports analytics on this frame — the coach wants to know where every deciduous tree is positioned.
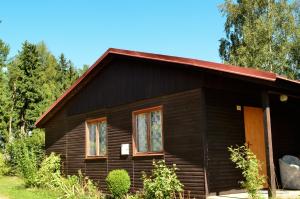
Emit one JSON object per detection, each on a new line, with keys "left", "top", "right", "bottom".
{"left": 219, "top": 0, "right": 300, "bottom": 79}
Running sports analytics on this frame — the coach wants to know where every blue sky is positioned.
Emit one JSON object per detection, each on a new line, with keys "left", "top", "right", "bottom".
{"left": 1, "top": 0, "right": 225, "bottom": 68}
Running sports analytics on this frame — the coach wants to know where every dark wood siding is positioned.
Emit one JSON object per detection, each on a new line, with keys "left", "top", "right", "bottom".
{"left": 67, "top": 58, "right": 203, "bottom": 115}
{"left": 45, "top": 89, "right": 206, "bottom": 198}
{"left": 205, "top": 88, "right": 262, "bottom": 194}
{"left": 270, "top": 96, "right": 300, "bottom": 187}
{"left": 45, "top": 110, "right": 68, "bottom": 171}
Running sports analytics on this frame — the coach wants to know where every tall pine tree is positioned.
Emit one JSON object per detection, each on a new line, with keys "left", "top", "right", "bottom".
{"left": 57, "top": 53, "right": 79, "bottom": 93}
{"left": 0, "top": 39, "right": 10, "bottom": 146}
{"left": 12, "top": 41, "right": 43, "bottom": 136}
{"left": 36, "top": 42, "right": 60, "bottom": 112}
{"left": 66, "top": 60, "right": 79, "bottom": 87}
{"left": 79, "top": 64, "right": 89, "bottom": 76}
{"left": 3, "top": 41, "right": 81, "bottom": 143}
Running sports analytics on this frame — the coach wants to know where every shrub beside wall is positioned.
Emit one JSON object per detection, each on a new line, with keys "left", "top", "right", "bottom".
{"left": 37, "top": 153, "right": 104, "bottom": 199}
{"left": 142, "top": 160, "right": 183, "bottom": 199}
{"left": 106, "top": 169, "right": 131, "bottom": 199}
{"left": 5, "top": 131, "right": 45, "bottom": 186}
{"left": 52, "top": 170, "right": 104, "bottom": 199}
{"left": 228, "top": 144, "right": 265, "bottom": 199}
{"left": 36, "top": 152, "right": 61, "bottom": 188}
{"left": 6, "top": 131, "right": 44, "bottom": 177}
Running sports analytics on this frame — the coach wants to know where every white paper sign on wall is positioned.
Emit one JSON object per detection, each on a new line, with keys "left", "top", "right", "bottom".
{"left": 121, "top": 144, "right": 129, "bottom": 155}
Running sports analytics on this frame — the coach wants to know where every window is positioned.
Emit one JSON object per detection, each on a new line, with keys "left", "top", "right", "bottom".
{"left": 133, "top": 106, "right": 163, "bottom": 155}
{"left": 86, "top": 118, "right": 107, "bottom": 158}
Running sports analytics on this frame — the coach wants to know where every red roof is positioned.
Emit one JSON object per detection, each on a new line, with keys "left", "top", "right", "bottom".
{"left": 35, "top": 48, "right": 300, "bottom": 127}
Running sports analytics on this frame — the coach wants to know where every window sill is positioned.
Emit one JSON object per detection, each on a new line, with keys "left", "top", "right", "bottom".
{"left": 85, "top": 156, "right": 107, "bottom": 160}
{"left": 133, "top": 153, "right": 164, "bottom": 157}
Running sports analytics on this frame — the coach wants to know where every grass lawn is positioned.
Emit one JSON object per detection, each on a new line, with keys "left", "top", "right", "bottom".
{"left": 0, "top": 176, "right": 60, "bottom": 199}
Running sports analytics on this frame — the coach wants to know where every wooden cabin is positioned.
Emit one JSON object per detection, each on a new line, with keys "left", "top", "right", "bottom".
{"left": 35, "top": 48, "right": 300, "bottom": 199}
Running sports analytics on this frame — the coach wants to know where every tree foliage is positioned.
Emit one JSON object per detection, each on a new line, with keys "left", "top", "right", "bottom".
{"left": 219, "top": 0, "right": 300, "bottom": 79}
{"left": 12, "top": 41, "right": 43, "bottom": 135}
{"left": 0, "top": 39, "right": 87, "bottom": 148}
{"left": 57, "top": 53, "right": 79, "bottom": 92}
{"left": 0, "top": 40, "right": 10, "bottom": 146}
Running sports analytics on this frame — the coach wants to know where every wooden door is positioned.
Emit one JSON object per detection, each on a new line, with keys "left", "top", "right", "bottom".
{"left": 243, "top": 106, "right": 267, "bottom": 187}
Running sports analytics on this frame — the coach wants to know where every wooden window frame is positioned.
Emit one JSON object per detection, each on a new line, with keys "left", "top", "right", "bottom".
{"left": 85, "top": 117, "right": 108, "bottom": 159}
{"left": 132, "top": 106, "right": 164, "bottom": 157}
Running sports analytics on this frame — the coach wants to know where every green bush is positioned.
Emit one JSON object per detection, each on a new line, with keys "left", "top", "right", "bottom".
{"left": 24, "top": 129, "right": 45, "bottom": 164}
{"left": 50, "top": 170, "right": 104, "bottom": 199}
{"left": 7, "top": 130, "right": 45, "bottom": 177}
{"left": 17, "top": 142, "right": 38, "bottom": 187}
{"left": 36, "top": 152, "right": 61, "bottom": 188}
{"left": 142, "top": 160, "right": 183, "bottom": 199}
{"left": 7, "top": 140, "right": 37, "bottom": 186}
{"left": 106, "top": 169, "right": 131, "bottom": 198}
{"left": 0, "top": 152, "right": 10, "bottom": 175}
{"left": 228, "top": 145, "right": 265, "bottom": 199}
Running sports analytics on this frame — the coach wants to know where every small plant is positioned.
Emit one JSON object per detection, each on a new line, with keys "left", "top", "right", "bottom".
{"left": 142, "top": 160, "right": 183, "bottom": 199}
{"left": 51, "top": 170, "right": 104, "bottom": 199}
{"left": 228, "top": 144, "right": 265, "bottom": 199}
{"left": 106, "top": 169, "right": 131, "bottom": 199}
